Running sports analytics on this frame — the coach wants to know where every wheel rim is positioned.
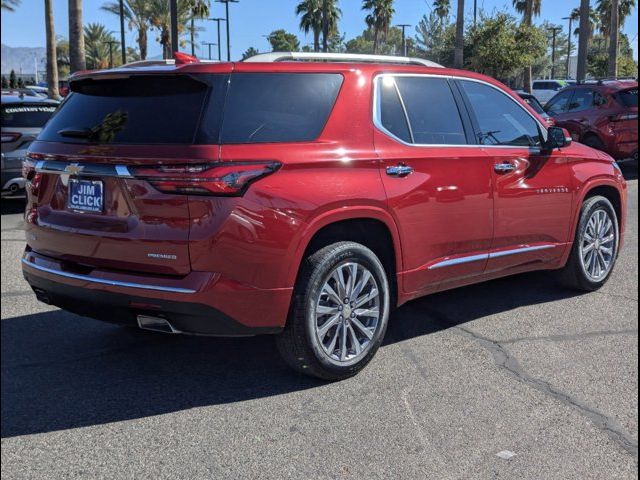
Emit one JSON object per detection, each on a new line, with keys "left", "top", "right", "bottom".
{"left": 313, "top": 262, "right": 381, "bottom": 365}
{"left": 579, "top": 209, "right": 616, "bottom": 282}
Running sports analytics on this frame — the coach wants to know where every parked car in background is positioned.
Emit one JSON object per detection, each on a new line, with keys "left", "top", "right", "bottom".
{"left": 532, "top": 79, "right": 570, "bottom": 105}
{"left": 25, "top": 85, "right": 49, "bottom": 97}
{"left": 517, "top": 91, "right": 555, "bottom": 125}
{"left": 1, "top": 94, "right": 58, "bottom": 197}
{"left": 21, "top": 53, "right": 627, "bottom": 380}
{"left": 544, "top": 80, "right": 638, "bottom": 164}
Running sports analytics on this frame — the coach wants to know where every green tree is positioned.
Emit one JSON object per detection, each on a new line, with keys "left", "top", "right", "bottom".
{"left": 1, "top": 0, "right": 20, "bottom": 11}
{"left": 242, "top": 47, "right": 260, "bottom": 60}
{"left": 512, "top": 0, "right": 542, "bottom": 91}
{"left": 296, "top": 0, "right": 341, "bottom": 52}
{"left": 466, "top": 12, "right": 546, "bottom": 82}
{"left": 9, "top": 70, "right": 17, "bottom": 88}
{"left": 414, "top": 11, "right": 456, "bottom": 65}
{"left": 433, "top": 0, "right": 450, "bottom": 26}
{"left": 102, "top": 0, "right": 151, "bottom": 60}
{"left": 1, "top": 76, "right": 8, "bottom": 88}
{"left": 56, "top": 37, "right": 71, "bottom": 78}
{"left": 346, "top": 26, "right": 414, "bottom": 56}
{"left": 362, "top": 0, "right": 395, "bottom": 54}
{"left": 588, "top": 32, "right": 638, "bottom": 77}
{"left": 84, "top": 22, "right": 121, "bottom": 69}
{"left": 187, "top": 0, "right": 210, "bottom": 56}
{"left": 267, "top": 29, "right": 301, "bottom": 51}
{"left": 596, "top": 0, "right": 636, "bottom": 34}
{"left": 17, "top": 77, "right": 25, "bottom": 88}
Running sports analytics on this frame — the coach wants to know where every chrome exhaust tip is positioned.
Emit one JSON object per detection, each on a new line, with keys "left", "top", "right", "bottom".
{"left": 137, "top": 315, "right": 182, "bottom": 334}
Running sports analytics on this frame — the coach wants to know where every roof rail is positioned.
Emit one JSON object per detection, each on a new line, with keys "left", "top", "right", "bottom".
{"left": 243, "top": 52, "right": 444, "bottom": 68}
{"left": 120, "top": 58, "right": 220, "bottom": 68}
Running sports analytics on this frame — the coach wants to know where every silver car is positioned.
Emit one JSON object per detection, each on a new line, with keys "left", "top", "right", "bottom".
{"left": 1, "top": 94, "right": 58, "bottom": 197}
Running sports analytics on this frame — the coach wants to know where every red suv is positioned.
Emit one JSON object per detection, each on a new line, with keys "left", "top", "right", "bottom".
{"left": 22, "top": 53, "right": 627, "bottom": 380}
{"left": 544, "top": 80, "right": 638, "bottom": 163}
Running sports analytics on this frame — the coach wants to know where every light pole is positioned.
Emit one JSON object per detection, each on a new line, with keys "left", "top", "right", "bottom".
{"left": 216, "top": 0, "right": 239, "bottom": 61}
{"left": 547, "top": 26, "right": 562, "bottom": 79}
{"left": 396, "top": 24, "right": 411, "bottom": 57}
{"left": 170, "top": 0, "right": 178, "bottom": 58}
{"left": 203, "top": 42, "right": 217, "bottom": 60}
{"left": 119, "top": 0, "right": 126, "bottom": 64}
{"left": 562, "top": 15, "right": 577, "bottom": 79}
{"left": 209, "top": 17, "right": 226, "bottom": 61}
{"left": 105, "top": 40, "right": 119, "bottom": 68}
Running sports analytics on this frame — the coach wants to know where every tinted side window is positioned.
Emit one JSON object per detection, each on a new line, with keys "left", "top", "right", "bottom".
{"left": 567, "top": 89, "right": 595, "bottom": 112}
{"left": 614, "top": 88, "right": 638, "bottom": 107}
{"left": 221, "top": 73, "right": 343, "bottom": 144}
{"left": 545, "top": 90, "right": 573, "bottom": 115}
{"left": 378, "top": 78, "right": 412, "bottom": 143}
{"left": 393, "top": 77, "right": 467, "bottom": 145}
{"left": 460, "top": 80, "right": 542, "bottom": 147}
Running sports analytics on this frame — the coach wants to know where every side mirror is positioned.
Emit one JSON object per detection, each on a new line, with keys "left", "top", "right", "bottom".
{"left": 545, "top": 126, "right": 572, "bottom": 150}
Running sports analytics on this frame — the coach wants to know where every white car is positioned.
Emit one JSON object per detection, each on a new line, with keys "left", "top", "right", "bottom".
{"left": 532, "top": 79, "right": 570, "bottom": 105}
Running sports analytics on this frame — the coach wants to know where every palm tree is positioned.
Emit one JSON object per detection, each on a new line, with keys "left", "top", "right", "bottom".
{"left": 69, "top": 0, "right": 86, "bottom": 72}
{"left": 84, "top": 22, "right": 119, "bottom": 69}
{"left": 433, "top": 0, "right": 450, "bottom": 27}
{"left": 513, "top": 0, "right": 542, "bottom": 91}
{"left": 596, "top": 0, "right": 635, "bottom": 34}
{"left": 148, "top": 0, "right": 201, "bottom": 59}
{"left": 44, "top": 0, "right": 59, "bottom": 98}
{"left": 102, "top": 0, "right": 151, "bottom": 60}
{"left": 576, "top": 0, "right": 591, "bottom": 81}
{"left": 1, "top": 0, "right": 20, "bottom": 11}
{"left": 187, "top": 0, "right": 209, "bottom": 56}
{"left": 362, "top": 0, "right": 395, "bottom": 54}
{"left": 607, "top": 0, "right": 619, "bottom": 76}
{"left": 453, "top": 0, "right": 464, "bottom": 68}
{"left": 296, "top": 0, "right": 341, "bottom": 52}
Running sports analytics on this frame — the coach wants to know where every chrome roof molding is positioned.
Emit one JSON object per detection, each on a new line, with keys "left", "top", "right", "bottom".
{"left": 242, "top": 52, "right": 444, "bottom": 68}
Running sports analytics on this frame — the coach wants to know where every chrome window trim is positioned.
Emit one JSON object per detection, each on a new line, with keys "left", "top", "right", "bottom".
{"left": 34, "top": 160, "right": 133, "bottom": 178}
{"left": 22, "top": 258, "right": 197, "bottom": 294}
{"left": 428, "top": 244, "right": 556, "bottom": 270}
{"left": 372, "top": 73, "right": 548, "bottom": 149}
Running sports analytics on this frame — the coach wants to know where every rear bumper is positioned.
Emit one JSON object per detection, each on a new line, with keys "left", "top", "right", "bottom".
{"left": 22, "top": 249, "right": 292, "bottom": 336}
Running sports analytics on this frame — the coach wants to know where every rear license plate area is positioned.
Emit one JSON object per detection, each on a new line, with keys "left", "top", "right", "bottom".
{"left": 68, "top": 178, "right": 104, "bottom": 213}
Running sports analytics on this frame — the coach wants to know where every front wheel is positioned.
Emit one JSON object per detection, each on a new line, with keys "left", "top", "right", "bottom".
{"left": 276, "top": 242, "right": 390, "bottom": 380}
{"left": 559, "top": 195, "right": 620, "bottom": 291}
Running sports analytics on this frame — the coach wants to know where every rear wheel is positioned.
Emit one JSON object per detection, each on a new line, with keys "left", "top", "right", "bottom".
{"left": 559, "top": 195, "right": 619, "bottom": 291}
{"left": 276, "top": 242, "right": 390, "bottom": 380}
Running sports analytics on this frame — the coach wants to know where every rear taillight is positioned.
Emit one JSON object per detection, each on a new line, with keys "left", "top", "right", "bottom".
{"left": 131, "top": 161, "right": 281, "bottom": 196}
{"left": 1, "top": 132, "right": 22, "bottom": 143}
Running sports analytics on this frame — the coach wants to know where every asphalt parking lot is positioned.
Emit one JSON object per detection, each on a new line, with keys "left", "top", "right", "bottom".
{"left": 1, "top": 170, "right": 638, "bottom": 480}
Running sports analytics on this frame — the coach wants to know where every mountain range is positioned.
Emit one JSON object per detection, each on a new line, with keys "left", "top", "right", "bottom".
{"left": 1, "top": 44, "right": 46, "bottom": 75}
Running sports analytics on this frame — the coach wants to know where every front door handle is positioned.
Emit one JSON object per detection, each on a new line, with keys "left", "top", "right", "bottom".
{"left": 494, "top": 162, "right": 516, "bottom": 174}
{"left": 386, "top": 164, "right": 414, "bottom": 177}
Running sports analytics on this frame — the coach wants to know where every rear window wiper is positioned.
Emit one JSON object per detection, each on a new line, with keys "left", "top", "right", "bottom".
{"left": 57, "top": 127, "right": 94, "bottom": 139}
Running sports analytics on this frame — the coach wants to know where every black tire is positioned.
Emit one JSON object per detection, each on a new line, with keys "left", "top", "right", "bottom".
{"left": 558, "top": 195, "right": 619, "bottom": 291}
{"left": 276, "top": 241, "right": 390, "bottom": 381}
{"left": 582, "top": 134, "right": 606, "bottom": 152}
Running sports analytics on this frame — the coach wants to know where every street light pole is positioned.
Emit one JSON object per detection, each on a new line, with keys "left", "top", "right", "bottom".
{"left": 119, "top": 0, "right": 126, "bottom": 64}
{"left": 562, "top": 15, "right": 577, "bottom": 79}
{"left": 396, "top": 24, "right": 411, "bottom": 57}
{"left": 170, "top": 0, "right": 178, "bottom": 58}
{"left": 105, "top": 40, "right": 119, "bottom": 68}
{"left": 216, "top": 0, "right": 238, "bottom": 61}
{"left": 203, "top": 42, "right": 217, "bottom": 60}
{"left": 547, "top": 26, "right": 562, "bottom": 79}
{"left": 210, "top": 18, "right": 225, "bottom": 61}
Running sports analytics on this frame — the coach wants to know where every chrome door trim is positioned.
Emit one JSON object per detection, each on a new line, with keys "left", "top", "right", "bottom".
{"left": 34, "top": 160, "right": 133, "bottom": 178}
{"left": 21, "top": 258, "right": 197, "bottom": 294}
{"left": 428, "top": 244, "right": 557, "bottom": 270}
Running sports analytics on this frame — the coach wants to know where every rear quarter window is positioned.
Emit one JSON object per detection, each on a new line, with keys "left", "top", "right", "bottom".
{"left": 614, "top": 88, "right": 638, "bottom": 107}
{"left": 1, "top": 103, "right": 58, "bottom": 128}
{"left": 220, "top": 73, "right": 343, "bottom": 144}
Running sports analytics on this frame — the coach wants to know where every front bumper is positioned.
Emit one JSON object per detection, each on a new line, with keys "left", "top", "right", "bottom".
{"left": 22, "top": 249, "right": 292, "bottom": 336}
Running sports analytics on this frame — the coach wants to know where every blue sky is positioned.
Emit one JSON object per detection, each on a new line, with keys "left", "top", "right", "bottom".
{"left": 2, "top": 0, "right": 638, "bottom": 61}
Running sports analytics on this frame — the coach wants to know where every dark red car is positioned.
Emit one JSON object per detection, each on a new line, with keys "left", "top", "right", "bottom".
{"left": 545, "top": 80, "right": 638, "bottom": 163}
{"left": 21, "top": 53, "right": 627, "bottom": 380}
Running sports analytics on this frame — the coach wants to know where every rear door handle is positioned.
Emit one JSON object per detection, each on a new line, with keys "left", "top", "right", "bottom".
{"left": 494, "top": 162, "right": 516, "bottom": 174}
{"left": 386, "top": 164, "right": 414, "bottom": 177}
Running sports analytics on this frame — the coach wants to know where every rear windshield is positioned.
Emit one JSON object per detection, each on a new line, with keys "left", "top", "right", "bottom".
{"left": 38, "top": 73, "right": 343, "bottom": 145}
{"left": 522, "top": 96, "right": 545, "bottom": 114}
{"left": 220, "top": 73, "right": 343, "bottom": 144}
{"left": 1, "top": 103, "right": 58, "bottom": 128}
{"left": 615, "top": 88, "right": 638, "bottom": 107}
{"left": 38, "top": 75, "right": 210, "bottom": 144}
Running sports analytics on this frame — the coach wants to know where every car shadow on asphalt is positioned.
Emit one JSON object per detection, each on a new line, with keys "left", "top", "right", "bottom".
{"left": 1, "top": 271, "right": 581, "bottom": 438}
{"left": 0, "top": 199, "right": 25, "bottom": 216}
